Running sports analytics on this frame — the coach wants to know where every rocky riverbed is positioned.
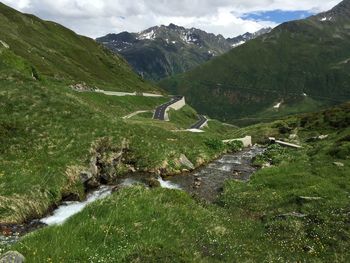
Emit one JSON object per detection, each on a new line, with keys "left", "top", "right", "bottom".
{"left": 0, "top": 146, "right": 264, "bottom": 247}
{"left": 165, "top": 145, "right": 265, "bottom": 201}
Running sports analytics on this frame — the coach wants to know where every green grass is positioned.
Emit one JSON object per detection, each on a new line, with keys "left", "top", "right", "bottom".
{"left": 0, "top": 3, "right": 160, "bottom": 92}
{"left": 0, "top": 78, "right": 238, "bottom": 224}
{"left": 167, "top": 105, "right": 199, "bottom": 129}
{"left": 74, "top": 92, "right": 168, "bottom": 118}
{"left": 4, "top": 102, "right": 350, "bottom": 262}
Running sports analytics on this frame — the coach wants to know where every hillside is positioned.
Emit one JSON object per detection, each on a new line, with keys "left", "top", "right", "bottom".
{"left": 8, "top": 101, "right": 350, "bottom": 262}
{"left": 159, "top": 0, "right": 350, "bottom": 125}
{"left": 0, "top": 3, "right": 239, "bottom": 226}
{"left": 97, "top": 24, "right": 270, "bottom": 81}
{"left": 0, "top": 3, "right": 158, "bottom": 92}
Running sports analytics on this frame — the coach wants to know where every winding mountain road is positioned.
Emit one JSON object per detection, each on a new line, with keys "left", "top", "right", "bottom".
{"left": 190, "top": 115, "right": 208, "bottom": 129}
{"left": 153, "top": 96, "right": 184, "bottom": 121}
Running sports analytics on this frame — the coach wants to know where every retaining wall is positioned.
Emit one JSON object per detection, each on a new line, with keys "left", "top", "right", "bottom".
{"left": 223, "top": 136, "right": 252, "bottom": 148}
{"left": 164, "top": 97, "right": 186, "bottom": 121}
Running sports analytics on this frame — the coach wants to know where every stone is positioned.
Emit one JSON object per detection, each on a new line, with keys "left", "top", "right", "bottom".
{"left": 127, "top": 165, "right": 136, "bottom": 173}
{"left": 298, "top": 196, "right": 323, "bottom": 201}
{"left": 0, "top": 251, "right": 25, "bottom": 263}
{"left": 179, "top": 154, "right": 195, "bottom": 170}
{"left": 70, "top": 83, "right": 95, "bottom": 92}
{"left": 147, "top": 177, "right": 161, "bottom": 188}
{"left": 333, "top": 162, "right": 344, "bottom": 167}
{"left": 277, "top": 212, "right": 307, "bottom": 219}
{"left": 89, "top": 156, "right": 99, "bottom": 176}
{"left": 0, "top": 40, "right": 9, "bottom": 49}
{"left": 111, "top": 185, "right": 121, "bottom": 193}
{"left": 262, "top": 163, "right": 272, "bottom": 169}
{"left": 80, "top": 171, "right": 93, "bottom": 184}
{"left": 79, "top": 170, "right": 99, "bottom": 189}
{"left": 306, "top": 134, "right": 329, "bottom": 142}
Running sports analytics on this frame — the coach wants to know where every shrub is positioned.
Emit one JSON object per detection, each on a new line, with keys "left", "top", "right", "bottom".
{"left": 226, "top": 140, "right": 243, "bottom": 152}
{"left": 204, "top": 138, "right": 225, "bottom": 151}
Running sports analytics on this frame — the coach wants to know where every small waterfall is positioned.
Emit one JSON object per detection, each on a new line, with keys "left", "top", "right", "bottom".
{"left": 157, "top": 177, "right": 181, "bottom": 189}
{"left": 40, "top": 186, "right": 112, "bottom": 226}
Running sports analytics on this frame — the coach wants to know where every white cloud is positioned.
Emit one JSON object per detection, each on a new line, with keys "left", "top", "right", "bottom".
{"left": 1, "top": 0, "right": 343, "bottom": 38}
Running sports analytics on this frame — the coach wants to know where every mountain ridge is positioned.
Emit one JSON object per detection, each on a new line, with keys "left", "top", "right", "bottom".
{"left": 97, "top": 24, "right": 270, "bottom": 81}
{"left": 159, "top": 0, "right": 350, "bottom": 125}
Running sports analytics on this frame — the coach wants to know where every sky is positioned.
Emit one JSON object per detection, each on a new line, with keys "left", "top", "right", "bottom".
{"left": 2, "top": 0, "right": 343, "bottom": 38}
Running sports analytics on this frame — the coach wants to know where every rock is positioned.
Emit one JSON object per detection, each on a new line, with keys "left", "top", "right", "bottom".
{"left": 0, "top": 251, "right": 25, "bottom": 263}
{"left": 80, "top": 171, "right": 93, "bottom": 184}
{"left": 89, "top": 156, "right": 99, "bottom": 176}
{"left": 262, "top": 163, "right": 272, "bottom": 169}
{"left": 277, "top": 212, "right": 307, "bottom": 219}
{"left": 196, "top": 157, "right": 205, "bottom": 166}
{"left": 193, "top": 179, "right": 202, "bottom": 188}
{"left": 298, "top": 196, "right": 323, "bottom": 202}
{"left": 318, "top": 135, "right": 329, "bottom": 140}
{"left": 62, "top": 192, "right": 80, "bottom": 202}
{"left": 333, "top": 162, "right": 344, "bottom": 167}
{"left": 179, "top": 154, "right": 195, "bottom": 170}
{"left": 70, "top": 83, "right": 95, "bottom": 92}
{"left": 232, "top": 170, "right": 242, "bottom": 176}
{"left": 289, "top": 134, "right": 298, "bottom": 140}
{"left": 79, "top": 171, "right": 99, "bottom": 189}
{"left": 127, "top": 165, "right": 136, "bottom": 173}
{"left": 111, "top": 185, "right": 121, "bottom": 193}
{"left": 147, "top": 177, "right": 161, "bottom": 188}
{"left": 306, "top": 135, "right": 329, "bottom": 142}
{"left": 0, "top": 40, "right": 9, "bottom": 49}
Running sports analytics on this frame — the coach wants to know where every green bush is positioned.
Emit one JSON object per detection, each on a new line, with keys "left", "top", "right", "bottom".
{"left": 204, "top": 138, "right": 225, "bottom": 151}
{"left": 226, "top": 140, "right": 243, "bottom": 153}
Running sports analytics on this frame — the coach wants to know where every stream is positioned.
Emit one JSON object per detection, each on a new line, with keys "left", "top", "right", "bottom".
{"left": 0, "top": 146, "right": 264, "bottom": 247}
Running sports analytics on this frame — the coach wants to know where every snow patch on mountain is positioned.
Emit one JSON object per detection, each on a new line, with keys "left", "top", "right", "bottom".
{"left": 320, "top": 16, "right": 333, "bottom": 22}
{"left": 138, "top": 30, "right": 156, "bottom": 40}
{"left": 232, "top": 40, "right": 245, "bottom": 48}
{"left": 273, "top": 101, "right": 283, "bottom": 109}
{"left": 181, "top": 32, "right": 198, "bottom": 44}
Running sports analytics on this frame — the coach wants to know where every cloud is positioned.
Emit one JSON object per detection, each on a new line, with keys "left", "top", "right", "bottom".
{"left": 2, "top": 0, "right": 343, "bottom": 38}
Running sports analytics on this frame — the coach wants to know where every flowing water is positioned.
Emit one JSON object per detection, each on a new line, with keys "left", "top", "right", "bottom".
{"left": 0, "top": 146, "right": 264, "bottom": 246}
{"left": 40, "top": 186, "right": 113, "bottom": 226}
{"left": 165, "top": 145, "right": 265, "bottom": 202}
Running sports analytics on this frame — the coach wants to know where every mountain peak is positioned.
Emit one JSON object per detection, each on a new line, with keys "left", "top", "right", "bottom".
{"left": 315, "top": 0, "right": 350, "bottom": 21}
{"left": 97, "top": 25, "right": 271, "bottom": 80}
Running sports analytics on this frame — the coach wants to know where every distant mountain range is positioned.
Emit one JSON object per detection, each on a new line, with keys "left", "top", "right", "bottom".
{"left": 96, "top": 25, "right": 271, "bottom": 81}
{"left": 159, "top": 0, "right": 350, "bottom": 125}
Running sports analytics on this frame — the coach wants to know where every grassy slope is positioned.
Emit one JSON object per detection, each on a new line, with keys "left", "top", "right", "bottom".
{"left": 9, "top": 103, "right": 350, "bottom": 262}
{"left": 0, "top": 77, "right": 238, "bottom": 224}
{"left": 0, "top": 4, "right": 239, "bottom": 224}
{"left": 159, "top": 1, "right": 350, "bottom": 124}
{"left": 0, "top": 3, "right": 159, "bottom": 92}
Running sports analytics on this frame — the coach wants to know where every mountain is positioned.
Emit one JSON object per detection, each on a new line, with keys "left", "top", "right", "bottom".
{"left": 96, "top": 24, "right": 270, "bottom": 81}
{"left": 227, "top": 28, "right": 272, "bottom": 47}
{"left": 0, "top": 2, "right": 158, "bottom": 92}
{"left": 159, "top": 0, "right": 350, "bottom": 125}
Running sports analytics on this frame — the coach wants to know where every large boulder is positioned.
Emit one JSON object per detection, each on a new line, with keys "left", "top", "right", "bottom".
{"left": 146, "top": 177, "right": 161, "bottom": 188}
{"left": 0, "top": 251, "right": 25, "bottom": 263}
{"left": 178, "top": 154, "right": 195, "bottom": 170}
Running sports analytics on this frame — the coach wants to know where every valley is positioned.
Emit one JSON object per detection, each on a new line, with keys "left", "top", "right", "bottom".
{"left": 1, "top": 1, "right": 350, "bottom": 262}
{"left": 97, "top": 25, "right": 270, "bottom": 81}
{"left": 159, "top": 0, "right": 350, "bottom": 125}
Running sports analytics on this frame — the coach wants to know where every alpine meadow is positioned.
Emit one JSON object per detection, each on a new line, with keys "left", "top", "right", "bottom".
{"left": 0, "top": 1, "right": 349, "bottom": 262}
